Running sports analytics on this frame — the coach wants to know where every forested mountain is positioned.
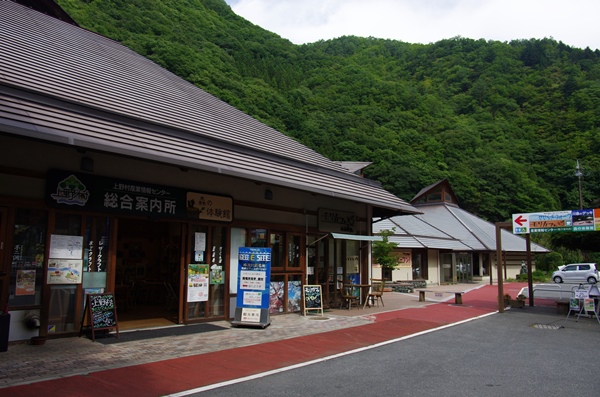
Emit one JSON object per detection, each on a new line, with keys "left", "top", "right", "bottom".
{"left": 55, "top": 1, "right": 599, "bottom": 242}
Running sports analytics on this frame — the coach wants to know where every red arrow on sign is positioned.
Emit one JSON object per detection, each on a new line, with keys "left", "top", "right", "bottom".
{"left": 514, "top": 215, "right": 527, "bottom": 226}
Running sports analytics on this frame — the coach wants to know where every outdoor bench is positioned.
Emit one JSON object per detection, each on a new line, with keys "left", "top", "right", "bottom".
{"left": 417, "top": 290, "right": 464, "bottom": 304}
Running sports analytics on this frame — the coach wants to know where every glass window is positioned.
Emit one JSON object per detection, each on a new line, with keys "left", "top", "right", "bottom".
{"left": 229, "top": 228, "right": 246, "bottom": 294}
{"left": 269, "top": 275, "right": 285, "bottom": 314}
{"left": 250, "top": 229, "right": 267, "bottom": 247}
{"left": 187, "top": 225, "right": 227, "bottom": 320}
{"left": 9, "top": 208, "right": 47, "bottom": 307}
{"left": 48, "top": 285, "right": 77, "bottom": 333}
{"left": 84, "top": 216, "right": 110, "bottom": 273}
{"left": 270, "top": 232, "right": 284, "bottom": 268}
{"left": 55, "top": 213, "right": 82, "bottom": 235}
{"left": 287, "top": 275, "right": 302, "bottom": 313}
{"left": 288, "top": 234, "right": 301, "bottom": 268}
{"left": 427, "top": 193, "right": 442, "bottom": 202}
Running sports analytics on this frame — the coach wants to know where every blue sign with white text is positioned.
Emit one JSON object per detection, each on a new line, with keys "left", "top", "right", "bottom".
{"left": 236, "top": 247, "right": 271, "bottom": 309}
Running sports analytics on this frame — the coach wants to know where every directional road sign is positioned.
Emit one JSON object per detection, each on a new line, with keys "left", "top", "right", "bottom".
{"left": 512, "top": 209, "right": 600, "bottom": 234}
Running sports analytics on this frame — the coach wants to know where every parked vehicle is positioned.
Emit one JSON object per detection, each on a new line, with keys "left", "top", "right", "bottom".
{"left": 552, "top": 263, "right": 598, "bottom": 284}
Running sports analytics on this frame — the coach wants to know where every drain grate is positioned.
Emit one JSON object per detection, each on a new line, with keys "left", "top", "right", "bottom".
{"left": 530, "top": 323, "right": 563, "bottom": 330}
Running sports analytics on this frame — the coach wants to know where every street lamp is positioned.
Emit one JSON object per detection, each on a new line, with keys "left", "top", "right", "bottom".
{"left": 575, "top": 159, "right": 583, "bottom": 210}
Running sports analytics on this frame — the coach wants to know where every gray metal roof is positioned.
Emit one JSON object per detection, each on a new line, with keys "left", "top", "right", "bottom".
{"left": 0, "top": 1, "right": 420, "bottom": 215}
{"left": 374, "top": 203, "right": 550, "bottom": 253}
{"left": 374, "top": 214, "right": 471, "bottom": 250}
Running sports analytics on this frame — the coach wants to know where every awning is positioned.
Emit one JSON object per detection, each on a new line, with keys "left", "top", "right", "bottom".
{"left": 330, "top": 233, "right": 383, "bottom": 242}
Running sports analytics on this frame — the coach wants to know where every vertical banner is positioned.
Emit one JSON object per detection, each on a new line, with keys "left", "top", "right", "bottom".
{"left": 232, "top": 247, "right": 271, "bottom": 328}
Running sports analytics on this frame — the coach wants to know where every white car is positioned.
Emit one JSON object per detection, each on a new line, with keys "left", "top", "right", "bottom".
{"left": 552, "top": 263, "right": 598, "bottom": 284}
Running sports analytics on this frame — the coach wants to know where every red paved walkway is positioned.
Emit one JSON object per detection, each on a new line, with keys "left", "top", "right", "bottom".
{"left": 5, "top": 283, "right": 530, "bottom": 397}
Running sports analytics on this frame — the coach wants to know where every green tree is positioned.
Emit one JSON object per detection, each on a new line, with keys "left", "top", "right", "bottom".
{"left": 372, "top": 229, "right": 399, "bottom": 270}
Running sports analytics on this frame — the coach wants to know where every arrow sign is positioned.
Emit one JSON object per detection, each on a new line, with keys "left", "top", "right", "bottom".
{"left": 514, "top": 215, "right": 527, "bottom": 226}
{"left": 512, "top": 213, "right": 530, "bottom": 234}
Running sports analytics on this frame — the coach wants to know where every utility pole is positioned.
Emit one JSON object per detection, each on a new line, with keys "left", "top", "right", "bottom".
{"left": 575, "top": 159, "right": 583, "bottom": 210}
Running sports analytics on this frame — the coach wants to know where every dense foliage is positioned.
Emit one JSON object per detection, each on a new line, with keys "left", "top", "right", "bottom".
{"left": 57, "top": 0, "right": 600, "bottom": 254}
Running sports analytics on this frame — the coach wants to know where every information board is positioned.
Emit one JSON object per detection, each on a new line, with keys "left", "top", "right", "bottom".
{"left": 302, "top": 285, "right": 323, "bottom": 316}
{"left": 232, "top": 247, "right": 271, "bottom": 328}
{"left": 79, "top": 293, "right": 119, "bottom": 341}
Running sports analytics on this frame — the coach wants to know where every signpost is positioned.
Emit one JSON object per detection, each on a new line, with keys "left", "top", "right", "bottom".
{"left": 512, "top": 208, "right": 599, "bottom": 234}
{"left": 511, "top": 208, "right": 600, "bottom": 309}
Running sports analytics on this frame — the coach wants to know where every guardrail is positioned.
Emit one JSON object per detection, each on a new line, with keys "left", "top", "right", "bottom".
{"left": 524, "top": 283, "right": 595, "bottom": 300}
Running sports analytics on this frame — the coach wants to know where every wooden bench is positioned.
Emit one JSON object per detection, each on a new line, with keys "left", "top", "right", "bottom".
{"left": 418, "top": 290, "right": 464, "bottom": 304}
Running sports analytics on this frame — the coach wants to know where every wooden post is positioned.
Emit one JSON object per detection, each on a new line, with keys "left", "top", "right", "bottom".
{"left": 526, "top": 233, "right": 534, "bottom": 306}
{"left": 495, "top": 222, "right": 512, "bottom": 313}
{"left": 495, "top": 222, "right": 504, "bottom": 313}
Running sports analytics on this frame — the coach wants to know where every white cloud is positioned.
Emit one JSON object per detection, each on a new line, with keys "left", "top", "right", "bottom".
{"left": 226, "top": 0, "right": 600, "bottom": 50}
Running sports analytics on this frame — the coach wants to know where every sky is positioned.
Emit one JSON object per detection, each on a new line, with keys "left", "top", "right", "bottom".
{"left": 225, "top": 0, "right": 599, "bottom": 50}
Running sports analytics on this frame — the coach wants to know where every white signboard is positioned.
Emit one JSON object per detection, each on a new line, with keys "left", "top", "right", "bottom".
{"left": 242, "top": 291, "right": 263, "bottom": 306}
{"left": 239, "top": 270, "right": 266, "bottom": 290}
{"left": 240, "top": 308, "right": 261, "bottom": 323}
{"left": 513, "top": 211, "right": 573, "bottom": 234}
{"left": 49, "top": 235, "right": 83, "bottom": 259}
{"left": 47, "top": 259, "right": 83, "bottom": 284}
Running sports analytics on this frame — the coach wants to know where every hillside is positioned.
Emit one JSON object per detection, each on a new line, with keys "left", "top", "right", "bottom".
{"left": 55, "top": 0, "right": 600, "bottom": 228}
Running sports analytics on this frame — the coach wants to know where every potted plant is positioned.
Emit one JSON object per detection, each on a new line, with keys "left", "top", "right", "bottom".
{"left": 509, "top": 294, "right": 526, "bottom": 308}
{"left": 503, "top": 293, "right": 512, "bottom": 307}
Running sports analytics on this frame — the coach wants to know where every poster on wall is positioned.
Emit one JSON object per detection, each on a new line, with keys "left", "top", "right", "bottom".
{"left": 187, "top": 264, "right": 209, "bottom": 302}
{"left": 16, "top": 270, "right": 36, "bottom": 296}
{"left": 210, "top": 264, "right": 224, "bottom": 285}
{"left": 49, "top": 234, "right": 83, "bottom": 259}
{"left": 47, "top": 259, "right": 83, "bottom": 284}
{"left": 232, "top": 247, "right": 271, "bottom": 328}
{"left": 346, "top": 256, "right": 359, "bottom": 273}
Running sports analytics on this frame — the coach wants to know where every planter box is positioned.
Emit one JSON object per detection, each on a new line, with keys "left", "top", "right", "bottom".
{"left": 509, "top": 299, "right": 525, "bottom": 308}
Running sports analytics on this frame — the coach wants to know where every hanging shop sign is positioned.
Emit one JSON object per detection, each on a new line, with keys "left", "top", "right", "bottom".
{"left": 318, "top": 208, "right": 356, "bottom": 234}
{"left": 232, "top": 247, "right": 271, "bottom": 328}
{"left": 46, "top": 170, "right": 233, "bottom": 222}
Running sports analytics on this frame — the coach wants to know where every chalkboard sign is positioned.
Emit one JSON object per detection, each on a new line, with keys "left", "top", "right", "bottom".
{"left": 303, "top": 285, "right": 323, "bottom": 316}
{"left": 80, "top": 293, "right": 119, "bottom": 341}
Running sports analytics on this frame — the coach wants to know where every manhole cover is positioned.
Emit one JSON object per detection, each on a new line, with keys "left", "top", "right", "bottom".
{"left": 530, "top": 323, "right": 563, "bottom": 330}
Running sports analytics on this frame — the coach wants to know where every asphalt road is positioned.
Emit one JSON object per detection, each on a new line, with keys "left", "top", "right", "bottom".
{"left": 175, "top": 306, "right": 599, "bottom": 397}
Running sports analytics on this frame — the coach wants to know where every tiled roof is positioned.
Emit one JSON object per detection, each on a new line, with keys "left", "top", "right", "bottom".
{"left": 0, "top": 1, "right": 420, "bottom": 215}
